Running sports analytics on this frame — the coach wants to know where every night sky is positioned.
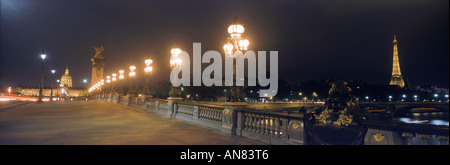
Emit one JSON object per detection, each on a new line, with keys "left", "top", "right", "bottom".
{"left": 1, "top": 0, "right": 448, "bottom": 88}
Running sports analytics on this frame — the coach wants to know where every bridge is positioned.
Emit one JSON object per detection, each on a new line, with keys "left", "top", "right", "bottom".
{"left": 1, "top": 94, "right": 448, "bottom": 145}
{"left": 359, "top": 102, "right": 449, "bottom": 116}
{"left": 0, "top": 100, "right": 261, "bottom": 145}
{"left": 105, "top": 94, "right": 448, "bottom": 145}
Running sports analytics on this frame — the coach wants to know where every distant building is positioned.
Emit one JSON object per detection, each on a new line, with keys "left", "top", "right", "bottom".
{"left": 60, "top": 66, "right": 73, "bottom": 87}
{"left": 18, "top": 65, "right": 88, "bottom": 98}
{"left": 19, "top": 87, "right": 87, "bottom": 98}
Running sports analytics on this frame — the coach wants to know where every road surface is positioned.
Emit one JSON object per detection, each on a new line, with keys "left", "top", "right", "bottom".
{"left": 0, "top": 100, "right": 261, "bottom": 145}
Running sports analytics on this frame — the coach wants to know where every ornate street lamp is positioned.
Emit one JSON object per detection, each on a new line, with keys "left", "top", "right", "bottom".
{"left": 37, "top": 50, "right": 46, "bottom": 103}
{"left": 106, "top": 75, "right": 111, "bottom": 92}
{"left": 144, "top": 57, "right": 153, "bottom": 97}
{"left": 128, "top": 65, "right": 136, "bottom": 95}
{"left": 100, "top": 79, "right": 105, "bottom": 99}
{"left": 223, "top": 17, "right": 250, "bottom": 102}
{"left": 169, "top": 48, "right": 182, "bottom": 97}
{"left": 50, "top": 69, "right": 55, "bottom": 101}
{"left": 111, "top": 73, "right": 117, "bottom": 93}
{"left": 118, "top": 70, "right": 125, "bottom": 95}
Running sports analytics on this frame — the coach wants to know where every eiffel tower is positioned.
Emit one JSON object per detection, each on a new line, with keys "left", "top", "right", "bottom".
{"left": 389, "top": 34, "right": 405, "bottom": 88}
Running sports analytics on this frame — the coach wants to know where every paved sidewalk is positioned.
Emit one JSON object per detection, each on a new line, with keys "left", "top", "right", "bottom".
{"left": 0, "top": 100, "right": 262, "bottom": 145}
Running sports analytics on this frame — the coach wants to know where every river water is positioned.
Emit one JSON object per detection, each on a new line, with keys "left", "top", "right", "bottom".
{"left": 394, "top": 111, "right": 449, "bottom": 126}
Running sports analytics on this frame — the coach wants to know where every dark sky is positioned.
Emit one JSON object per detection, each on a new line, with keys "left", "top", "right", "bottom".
{"left": 1, "top": 0, "right": 449, "bottom": 88}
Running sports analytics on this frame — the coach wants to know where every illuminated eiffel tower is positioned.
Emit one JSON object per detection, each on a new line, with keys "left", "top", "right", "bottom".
{"left": 389, "top": 34, "right": 405, "bottom": 88}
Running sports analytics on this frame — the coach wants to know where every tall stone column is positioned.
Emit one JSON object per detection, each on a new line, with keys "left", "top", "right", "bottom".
{"left": 91, "top": 46, "right": 105, "bottom": 87}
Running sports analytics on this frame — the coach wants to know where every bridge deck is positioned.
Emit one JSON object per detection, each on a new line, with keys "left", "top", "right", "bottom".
{"left": 0, "top": 100, "right": 261, "bottom": 145}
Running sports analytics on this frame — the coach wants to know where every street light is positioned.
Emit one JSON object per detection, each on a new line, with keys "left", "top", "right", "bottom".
{"left": 106, "top": 75, "right": 111, "bottom": 93}
{"left": 128, "top": 65, "right": 136, "bottom": 95}
{"left": 170, "top": 48, "right": 182, "bottom": 97}
{"left": 144, "top": 57, "right": 153, "bottom": 97}
{"left": 170, "top": 48, "right": 182, "bottom": 69}
{"left": 223, "top": 16, "right": 250, "bottom": 102}
{"left": 50, "top": 69, "right": 55, "bottom": 101}
{"left": 118, "top": 70, "right": 125, "bottom": 95}
{"left": 37, "top": 49, "right": 46, "bottom": 103}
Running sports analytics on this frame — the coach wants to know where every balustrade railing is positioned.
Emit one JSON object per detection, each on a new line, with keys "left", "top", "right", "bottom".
{"left": 243, "top": 112, "right": 282, "bottom": 138}
{"left": 98, "top": 95, "right": 448, "bottom": 145}
{"left": 177, "top": 104, "right": 194, "bottom": 117}
{"left": 199, "top": 106, "right": 222, "bottom": 124}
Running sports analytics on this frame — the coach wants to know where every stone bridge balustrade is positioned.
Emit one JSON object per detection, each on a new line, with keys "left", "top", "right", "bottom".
{"left": 99, "top": 96, "right": 448, "bottom": 145}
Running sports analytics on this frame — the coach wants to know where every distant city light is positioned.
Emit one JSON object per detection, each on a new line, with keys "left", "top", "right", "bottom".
{"left": 40, "top": 51, "right": 46, "bottom": 60}
{"left": 434, "top": 94, "right": 438, "bottom": 97}
{"left": 83, "top": 79, "right": 87, "bottom": 83}
{"left": 402, "top": 94, "right": 406, "bottom": 98}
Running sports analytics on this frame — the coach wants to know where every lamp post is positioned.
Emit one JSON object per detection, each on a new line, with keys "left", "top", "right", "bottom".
{"left": 144, "top": 57, "right": 153, "bottom": 98}
{"left": 106, "top": 75, "right": 111, "bottom": 92}
{"left": 118, "top": 70, "right": 125, "bottom": 95}
{"left": 223, "top": 16, "right": 250, "bottom": 102}
{"left": 37, "top": 50, "right": 46, "bottom": 103}
{"left": 168, "top": 48, "right": 183, "bottom": 118}
{"left": 106, "top": 75, "right": 111, "bottom": 100}
{"left": 169, "top": 48, "right": 182, "bottom": 97}
{"left": 50, "top": 69, "right": 55, "bottom": 101}
{"left": 128, "top": 66, "right": 136, "bottom": 95}
{"left": 111, "top": 73, "right": 117, "bottom": 93}
{"left": 100, "top": 79, "right": 104, "bottom": 99}
{"left": 56, "top": 79, "right": 60, "bottom": 101}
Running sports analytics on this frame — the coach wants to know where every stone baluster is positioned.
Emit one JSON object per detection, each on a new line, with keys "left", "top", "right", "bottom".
{"left": 243, "top": 113, "right": 249, "bottom": 131}
{"left": 401, "top": 133, "right": 415, "bottom": 145}
{"left": 252, "top": 114, "right": 258, "bottom": 132}
{"left": 207, "top": 108, "right": 211, "bottom": 121}
{"left": 262, "top": 116, "right": 267, "bottom": 135}
{"left": 269, "top": 117, "right": 274, "bottom": 136}
{"left": 274, "top": 117, "right": 280, "bottom": 137}
{"left": 247, "top": 113, "right": 253, "bottom": 131}
{"left": 262, "top": 115, "right": 269, "bottom": 135}
{"left": 250, "top": 114, "right": 255, "bottom": 132}
{"left": 255, "top": 115, "right": 261, "bottom": 134}
{"left": 265, "top": 116, "right": 271, "bottom": 135}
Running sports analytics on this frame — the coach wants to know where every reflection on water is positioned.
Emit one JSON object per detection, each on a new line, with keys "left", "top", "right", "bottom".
{"left": 394, "top": 112, "right": 449, "bottom": 126}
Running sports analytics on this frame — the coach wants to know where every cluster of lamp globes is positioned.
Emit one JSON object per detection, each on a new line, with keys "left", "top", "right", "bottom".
{"left": 89, "top": 17, "right": 250, "bottom": 93}
{"left": 88, "top": 58, "right": 153, "bottom": 93}
{"left": 170, "top": 18, "right": 250, "bottom": 69}
{"left": 223, "top": 22, "right": 250, "bottom": 56}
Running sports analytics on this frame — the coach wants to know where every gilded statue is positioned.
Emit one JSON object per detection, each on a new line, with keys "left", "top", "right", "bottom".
{"left": 305, "top": 81, "right": 368, "bottom": 145}
{"left": 94, "top": 45, "right": 104, "bottom": 57}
